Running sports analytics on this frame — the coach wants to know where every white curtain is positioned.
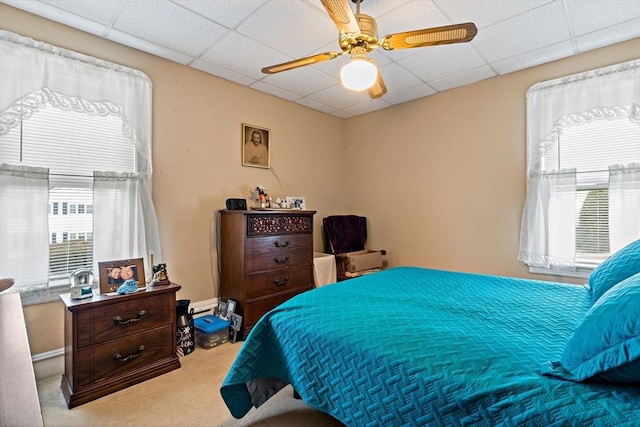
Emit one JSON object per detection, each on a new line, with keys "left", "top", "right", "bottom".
{"left": 519, "top": 59, "right": 640, "bottom": 268}
{"left": 518, "top": 169, "right": 577, "bottom": 268}
{"left": 93, "top": 172, "right": 161, "bottom": 275}
{"left": 0, "top": 30, "right": 162, "bottom": 287}
{"left": 0, "top": 164, "right": 49, "bottom": 289}
{"left": 609, "top": 163, "right": 640, "bottom": 251}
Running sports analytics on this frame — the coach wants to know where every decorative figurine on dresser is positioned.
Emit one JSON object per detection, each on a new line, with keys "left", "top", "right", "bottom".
{"left": 59, "top": 282, "right": 181, "bottom": 408}
{"left": 219, "top": 209, "right": 316, "bottom": 339}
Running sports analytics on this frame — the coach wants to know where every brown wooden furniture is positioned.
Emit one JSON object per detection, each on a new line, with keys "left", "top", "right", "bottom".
{"left": 220, "top": 209, "right": 316, "bottom": 338}
{"left": 0, "top": 292, "right": 44, "bottom": 427}
{"left": 60, "top": 283, "right": 181, "bottom": 408}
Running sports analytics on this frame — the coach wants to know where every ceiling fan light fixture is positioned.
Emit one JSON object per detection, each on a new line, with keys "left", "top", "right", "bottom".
{"left": 340, "top": 58, "right": 377, "bottom": 91}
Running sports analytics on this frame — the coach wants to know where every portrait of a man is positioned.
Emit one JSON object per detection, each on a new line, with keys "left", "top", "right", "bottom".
{"left": 242, "top": 124, "right": 270, "bottom": 168}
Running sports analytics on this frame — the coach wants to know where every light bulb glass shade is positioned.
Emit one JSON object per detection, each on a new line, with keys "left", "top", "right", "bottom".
{"left": 340, "top": 59, "right": 377, "bottom": 91}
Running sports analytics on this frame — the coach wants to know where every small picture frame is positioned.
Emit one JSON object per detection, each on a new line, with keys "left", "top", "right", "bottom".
{"left": 286, "top": 196, "right": 306, "bottom": 210}
{"left": 229, "top": 313, "right": 243, "bottom": 343}
{"left": 226, "top": 299, "right": 237, "bottom": 316}
{"left": 98, "top": 258, "right": 145, "bottom": 294}
{"left": 229, "top": 313, "right": 242, "bottom": 332}
{"left": 215, "top": 301, "right": 228, "bottom": 319}
{"left": 242, "top": 123, "right": 270, "bottom": 169}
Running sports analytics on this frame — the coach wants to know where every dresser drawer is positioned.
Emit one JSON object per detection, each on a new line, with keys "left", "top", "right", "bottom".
{"left": 245, "top": 248, "right": 312, "bottom": 274}
{"left": 244, "top": 291, "right": 309, "bottom": 329}
{"left": 245, "top": 265, "right": 312, "bottom": 300}
{"left": 77, "top": 294, "right": 171, "bottom": 348}
{"left": 246, "top": 234, "right": 312, "bottom": 255}
{"left": 76, "top": 325, "right": 173, "bottom": 387}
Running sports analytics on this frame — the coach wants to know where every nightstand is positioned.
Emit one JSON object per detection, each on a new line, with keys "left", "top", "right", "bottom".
{"left": 60, "top": 283, "right": 181, "bottom": 408}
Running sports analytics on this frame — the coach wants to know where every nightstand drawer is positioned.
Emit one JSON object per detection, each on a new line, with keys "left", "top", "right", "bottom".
{"left": 76, "top": 325, "right": 173, "bottom": 387}
{"left": 245, "top": 265, "right": 313, "bottom": 300}
{"left": 77, "top": 294, "right": 171, "bottom": 348}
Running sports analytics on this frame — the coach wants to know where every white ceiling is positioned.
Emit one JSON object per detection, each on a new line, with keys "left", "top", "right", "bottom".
{"left": 3, "top": 0, "right": 640, "bottom": 118}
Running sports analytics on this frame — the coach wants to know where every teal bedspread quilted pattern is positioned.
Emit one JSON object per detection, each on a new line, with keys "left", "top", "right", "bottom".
{"left": 220, "top": 267, "right": 640, "bottom": 426}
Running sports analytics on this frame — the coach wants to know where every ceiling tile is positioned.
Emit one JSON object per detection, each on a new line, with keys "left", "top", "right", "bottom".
{"left": 250, "top": 80, "right": 300, "bottom": 101}
{"left": 172, "top": 0, "right": 269, "bottom": 29}
{"left": 191, "top": 59, "right": 257, "bottom": 86}
{"left": 566, "top": 0, "right": 640, "bottom": 36}
{"left": 492, "top": 40, "right": 574, "bottom": 75}
{"left": 200, "top": 31, "right": 289, "bottom": 80}
{"left": 428, "top": 65, "right": 496, "bottom": 91}
{"left": 37, "top": 0, "right": 126, "bottom": 26}
{"left": 377, "top": 63, "right": 424, "bottom": 92}
{"left": 113, "top": 0, "right": 228, "bottom": 57}
{"left": 472, "top": 1, "right": 570, "bottom": 62}
{"left": 381, "top": 83, "right": 438, "bottom": 105}
{"left": 342, "top": 98, "right": 391, "bottom": 116}
{"left": 261, "top": 67, "right": 338, "bottom": 97}
{"left": 236, "top": 0, "right": 335, "bottom": 59}
{"left": 305, "top": 84, "right": 371, "bottom": 110}
{"left": 107, "top": 28, "right": 194, "bottom": 64}
{"left": 435, "top": 0, "right": 552, "bottom": 29}
{"left": 398, "top": 43, "right": 487, "bottom": 82}
{"left": 575, "top": 18, "right": 640, "bottom": 52}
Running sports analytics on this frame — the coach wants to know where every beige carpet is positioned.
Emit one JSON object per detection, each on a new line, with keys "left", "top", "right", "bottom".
{"left": 36, "top": 343, "right": 344, "bottom": 427}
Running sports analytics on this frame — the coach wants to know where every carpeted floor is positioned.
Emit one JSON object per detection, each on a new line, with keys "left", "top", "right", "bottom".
{"left": 36, "top": 342, "right": 344, "bottom": 427}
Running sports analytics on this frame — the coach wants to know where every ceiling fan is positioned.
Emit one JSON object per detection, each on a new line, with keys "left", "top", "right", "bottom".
{"left": 261, "top": 0, "right": 478, "bottom": 99}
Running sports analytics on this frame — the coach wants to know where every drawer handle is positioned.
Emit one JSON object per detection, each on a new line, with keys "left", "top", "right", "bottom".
{"left": 274, "top": 240, "right": 290, "bottom": 248}
{"left": 274, "top": 277, "right": 289, "bottom": 286}
{"left": 113, "top": 345, "right": 145, "bottom": 363}
{"left": 113, "top": 310, "right": 146, "bottom": 325}
{"left": 274, "top": 256, "right": 289, "bottom": 264}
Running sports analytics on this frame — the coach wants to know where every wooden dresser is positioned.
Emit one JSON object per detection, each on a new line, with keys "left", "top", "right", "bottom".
{"left": 60, "top": 283, "right": 181, "bottom": 408}
{"left": 220, "top": 209, "right": 316, "bottom": 337}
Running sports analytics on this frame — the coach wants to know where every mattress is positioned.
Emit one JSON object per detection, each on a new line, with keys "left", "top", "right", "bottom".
{"left": 221, "top": 266, "right": 640, "bottom": 425}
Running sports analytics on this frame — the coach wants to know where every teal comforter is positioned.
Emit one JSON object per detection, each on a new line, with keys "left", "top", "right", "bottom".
{"left": 221, "top": 267, "right": 640, "bottom": 425}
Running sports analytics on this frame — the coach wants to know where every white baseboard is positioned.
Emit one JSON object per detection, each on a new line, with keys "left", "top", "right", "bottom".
{"left": 190, "top": 298, "right": 217, "bottom": 318}
{"left": 32, "top": 297, "right": 218, "bottom": 379}
{"left": 32, "top": 347, "right": 65, "bottom": 380}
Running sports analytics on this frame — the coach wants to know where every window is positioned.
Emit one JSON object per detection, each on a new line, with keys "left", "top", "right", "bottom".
{"left": 519, "top": 59, "right": 640, "bottom": 277}
{"left": 0, "top": 31, "right": 161, "bottom": 304}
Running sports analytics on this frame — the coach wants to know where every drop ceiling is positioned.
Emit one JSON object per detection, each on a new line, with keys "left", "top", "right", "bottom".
{"left": 3, "top": 0, "right": 640, "bottom": 118}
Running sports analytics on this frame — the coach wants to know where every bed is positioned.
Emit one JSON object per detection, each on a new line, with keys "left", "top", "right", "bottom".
{"left": 221, "top": 245, "right": 640, "bottom": 425}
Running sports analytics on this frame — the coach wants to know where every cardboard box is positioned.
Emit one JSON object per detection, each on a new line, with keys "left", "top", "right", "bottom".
{"left": 343, "top": 250, "right": 383, "bottom": 272}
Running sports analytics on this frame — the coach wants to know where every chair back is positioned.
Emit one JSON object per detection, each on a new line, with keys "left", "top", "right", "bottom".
{"left": 323, "top": 215, "right": 368, "bottom": 255}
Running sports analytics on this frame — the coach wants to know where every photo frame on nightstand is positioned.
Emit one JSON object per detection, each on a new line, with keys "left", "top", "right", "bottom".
{"left": 98, "top": 258, "right": 145, "bottom": 294}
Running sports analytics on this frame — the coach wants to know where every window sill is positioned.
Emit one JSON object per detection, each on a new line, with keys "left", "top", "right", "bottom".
{"left": 528, "top": 266, "right": 592, "bottom": 280}
{"left": 12, "top": 284, "right": 77, "bottom": 306}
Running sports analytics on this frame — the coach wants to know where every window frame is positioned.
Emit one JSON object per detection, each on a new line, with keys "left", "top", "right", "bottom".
{"left": 519, "top": 59, "right": 640, "bottom": 278}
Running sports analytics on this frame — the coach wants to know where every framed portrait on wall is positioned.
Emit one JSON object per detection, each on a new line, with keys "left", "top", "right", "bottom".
{"left": 242, "top": 123, "right": 270, "bottom": 168}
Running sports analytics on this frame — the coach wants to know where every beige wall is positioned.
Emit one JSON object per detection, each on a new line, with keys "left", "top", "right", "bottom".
{"left": 1, "top": 4, "right": 348, "bottom": 354}
{"left": 1, "top": 4, "right": 638, "bottom": 355}
{"left": 344, "top": 38, "right": 640, "bottom": 282}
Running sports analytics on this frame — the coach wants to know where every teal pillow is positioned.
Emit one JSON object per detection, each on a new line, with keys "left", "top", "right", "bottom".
{"left": 588, "top": 239, "right": 640, "bottom": 304}
{"left": 560, "top": 272, "right": 640, "bottom": 383}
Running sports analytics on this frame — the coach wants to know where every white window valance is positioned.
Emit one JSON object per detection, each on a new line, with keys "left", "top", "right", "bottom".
{"left": 526, "top": 59, "right": 640, "bottom": 172}
{"left": 0, "top": 30, "right": 153, "bottom": 176}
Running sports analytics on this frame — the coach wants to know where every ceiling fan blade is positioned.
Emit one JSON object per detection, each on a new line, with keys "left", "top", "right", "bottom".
{"left": 368, "top": 67, "right": 387, "bottom": 99}
{"left": 380, "top": 22, "right": 478, "bottom": 51}
{"left": 262, "top": 51, "right": 342, "bottom": 74}
{"left": 320, "top": 0, "right": 360, "bottom": 33}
